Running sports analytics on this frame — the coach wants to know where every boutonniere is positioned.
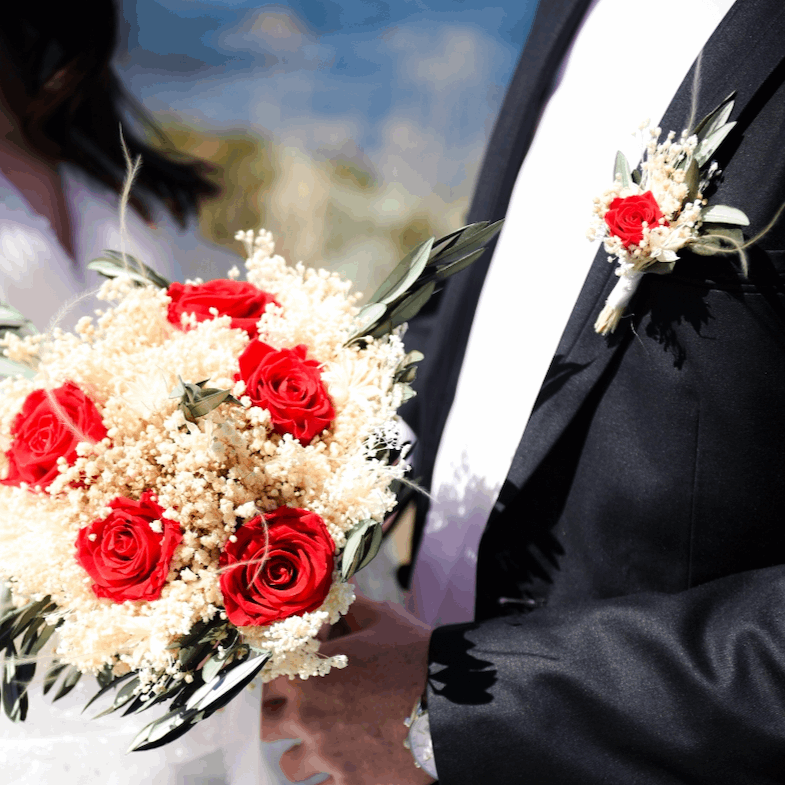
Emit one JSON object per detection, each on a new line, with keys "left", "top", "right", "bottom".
{"left": 587, "top": 93, "right": 749, "bottom": 335}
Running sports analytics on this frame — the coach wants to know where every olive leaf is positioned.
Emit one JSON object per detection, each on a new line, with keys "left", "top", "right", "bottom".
{"left": 368, "top": 238, "right": 434, "bottom": 306}
{"left": 88, "top": 250, "right": 170, "bottom": 289}
{"left": 126, "top": 706, "right": 205, "bottom": 753}
{"left": 367, "top": 281, "right": 436, "bottom": 340}
{"left": 169, "top": 377, "right": 240, "bottom": 423}
{"left": 2, "top": 643, "right": 35, "bottom": 722}
{"left": 130, "top": 676, "right": 186, "bottom": 715}
{"left": 683, "top": 158, "right": 701, "bottom": 202}
{"left": 0, "top": 596, "right": 53, "bottom": 653}
{"left": 0, "top": 302, "right": 38, "bottom": 345}
{"left": 376, "top": 238, "right": 434, "bottom": 307}
{"left": 347, "top": 221, "right": 502, "bottom": 344}
{"left": 21, "top": 617, "right": 59, "bottom": 657}
{"left": 51, "top": 666, "right": 82, "bottom": 702}
{"left": 614, "top": 151, "right": 632, "bottom": 189}
{"left": 394, "top": 350, "right": 425, "bottom": 384}
{"left": 694, "top": 122, "right": 736, "bottom": 168}
{"left": 693, "top": 92, "right": 736, "bottom": 140}
{"left": 166, "top": 619, "right": 217, "bottom": 652}
{"left": 201, "top": 629, "right": 241, "bottom": 684}
{"left": 42, "top": 662, "right": 69, "bottom": 696}
{"left": 433, "top": 248, "right": 486, "bottom": 283}
{"left": 84, "top": 670, "right": 137, "bottom": 713}
{"left": 352, "top": 303, "right": 387, "bottom": 338}
{"left": 184, "top": 651, "right": 269, "bottom": 718}
{"left": 427, "top": 221, "right": 503, "bottom": 268}
{"left": 341, "top": 520, "right": 384, "bottom": 581}
{"left": 93, "top": 675, "right": 142, "bottom": 718}
{"left": 699, "top": 204, "right": 750, "bottom": 226}
{"left": 690, "top": 225, "right": 746, "bottom": 256}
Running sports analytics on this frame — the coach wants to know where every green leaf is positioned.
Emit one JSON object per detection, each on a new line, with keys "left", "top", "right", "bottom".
{"left": 200, "top": 629, "right": 241, "bottom": 684}
{"left": 93, "top": 675, "right": 141, "bottom": 718}
{"left": 0, "top": 303, "right": 28, "bottom": 326}
{"left": 691, "top": 225, "right": 746, "bottom": 256}
{"left": 631, "top": 169, "right": 642, "bottom": 185}
{"left": 184, "top": 652, "right": 269, "bottom": 718}
{"left": 693, "top": 92, "right": 735, "bottom": 140}
{"left": 2, "top": 644, "right": 34, "bottom": 722}
{"left": 428, "top": 221, "right": 503, "bottom": 268}
{"left": 87, "top": 250, "right": 170, "bottom": 290}
{"left": 21, "top": 618, "right": 59, "bottom": 657}
{"left": 42, "top": 662, "right": 68, "bottom": 696}
{"left": 614, "top": 151, "right": 632, "bottom": 189}
{"left": 341, "top": 520, "right": 384, "bottom": 581}
{"left": 394, "top": 350, "right": 425, "bottom": 384}
{"left": 399, "top": 384, "right": 416, "bottom": 403}
{"left": 400, "top": 350, "right": 424, "bottom": 367}
{"left": 699, "top": 204, "right": 750, "bottom": 226}
{"left": 83, "top": 670, "right": 137, "bottom": 713}
{"left": 433, "top": 248, "right": 486, "bottom": 282}
{"left": 52, "top": 666, "right": 82, "bottom": 702}
{"left": 127, "top": 706, "right": 204, "bottom": 753}
{"left": 0, "top": 596, "right": 52, "bottom": 651}
{"left": 170, "top": 377, "right": 240, "bottom": 422}
{"left": 0, "top": 357, "right": 36, "bottom": 380}
{"left": 167, "top": 619, "right": 219, "bottom": 653}
{"left": 368, "top": 238, "right": 433, "bottom": 305}
{"left": 683, "top": 158, "right": 701, "bottom": 202}
{"left": 368, "top": 281, "right": 436, "bottom": 339}
{"left": 427, "top": 222, "right": 488, "bottom": 258}
{"left": 694, "top": 122, "right": 736, "bottom": 167}
{"left": 348, "top": 303, "right": 387, "bottom": 342}
{"left": 376, "top": 237, "right": 434, "bottom": 307}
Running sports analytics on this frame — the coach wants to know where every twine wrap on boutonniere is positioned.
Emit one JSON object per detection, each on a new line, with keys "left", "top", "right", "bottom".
{"left": 587, "top": 93, "right": 750, "bottom": 335}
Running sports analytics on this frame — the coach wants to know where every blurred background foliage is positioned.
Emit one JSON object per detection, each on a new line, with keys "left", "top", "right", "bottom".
{"left": 117, "top": 0, "right": 537, "bottom": 299}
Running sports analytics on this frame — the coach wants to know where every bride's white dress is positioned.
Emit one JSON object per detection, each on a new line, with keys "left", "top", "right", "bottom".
{"left": 0, "top": 162, "right": 276, "bottom": 784}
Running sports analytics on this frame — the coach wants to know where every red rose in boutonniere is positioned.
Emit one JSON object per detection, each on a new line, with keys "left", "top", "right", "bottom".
{"left": 167, "top": 279, "right": 280, "bottom": 339}
{"left": 219, "top": 506, "right": 335, "bottom": 626}
{"left": 588, "top": 93, "right": 750, "bottom": 335}
{"left": 604, "top": 191, "right": 666, "bottom": 247}
{"left": 2, "top": 382, "right": 108, "bottom": 490}
{"left": 75, "top": 490, "right": 182, "bottom": 603}
{"left": 235, "top": 340, "right": 335, "bottom": 444}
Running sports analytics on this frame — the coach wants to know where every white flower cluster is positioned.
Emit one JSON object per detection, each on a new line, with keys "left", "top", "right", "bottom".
{"left": 587, "top": 126, "right": 708, "bottom": 274}
{"left": 0, "top": 229, "right": 409, "bottom": 685}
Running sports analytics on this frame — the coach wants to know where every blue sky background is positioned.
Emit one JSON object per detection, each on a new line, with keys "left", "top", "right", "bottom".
{"left": 117, "top": 0, "right": 538, "bottom": 187}
{"left": 113, "top": 1, "right": 540, "bottom": 295}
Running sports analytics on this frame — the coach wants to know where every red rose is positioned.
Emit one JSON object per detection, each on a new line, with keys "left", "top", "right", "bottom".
{"left": 219, "top": 507, "right": 335, "bottom": 626}
{"left": 167, "top": 279, "right": 280, "bottom": 339}
{"left": 235, "top": 341, "right": 335, "bottom": 444}
{"left": 604, "top": 191, "right": 666, "bottom": 247}
{"left": 75, "top": 490, "right": 182, "bottom": 603}
{"left": 2, "top": 382, "right": 108, "bottom": 489}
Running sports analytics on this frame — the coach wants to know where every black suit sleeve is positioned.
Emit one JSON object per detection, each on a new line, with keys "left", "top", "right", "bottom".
{"left": 427, "top": 565, "right": 785, "bottom": 784}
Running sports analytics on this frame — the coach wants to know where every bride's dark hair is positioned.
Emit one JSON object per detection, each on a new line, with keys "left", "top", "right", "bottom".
{"left": 0, "top": 1, "right": 220, "bottom": 228}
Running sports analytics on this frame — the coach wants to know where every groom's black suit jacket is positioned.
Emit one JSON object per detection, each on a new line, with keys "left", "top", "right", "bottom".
{"left": 404, "top": 0, "right": 785, "bottom": 782}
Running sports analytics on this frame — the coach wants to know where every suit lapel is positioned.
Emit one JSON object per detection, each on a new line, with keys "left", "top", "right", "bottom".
{"left": 491, "top": 0, "right": 785, "bottom": 522}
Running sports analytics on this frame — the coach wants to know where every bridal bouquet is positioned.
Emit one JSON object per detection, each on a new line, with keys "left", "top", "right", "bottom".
{"left": 0, "top": 220, "right": 500, "bottom": 751}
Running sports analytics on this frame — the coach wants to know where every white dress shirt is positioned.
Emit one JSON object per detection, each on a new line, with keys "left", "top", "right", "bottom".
{"left": 410, "top": 0, "right": 736, "bottom": 627}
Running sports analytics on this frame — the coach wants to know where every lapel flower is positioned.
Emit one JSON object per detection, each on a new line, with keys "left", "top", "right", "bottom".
{"left": 587, "top": 93, "right": 750, "bottom": 335}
